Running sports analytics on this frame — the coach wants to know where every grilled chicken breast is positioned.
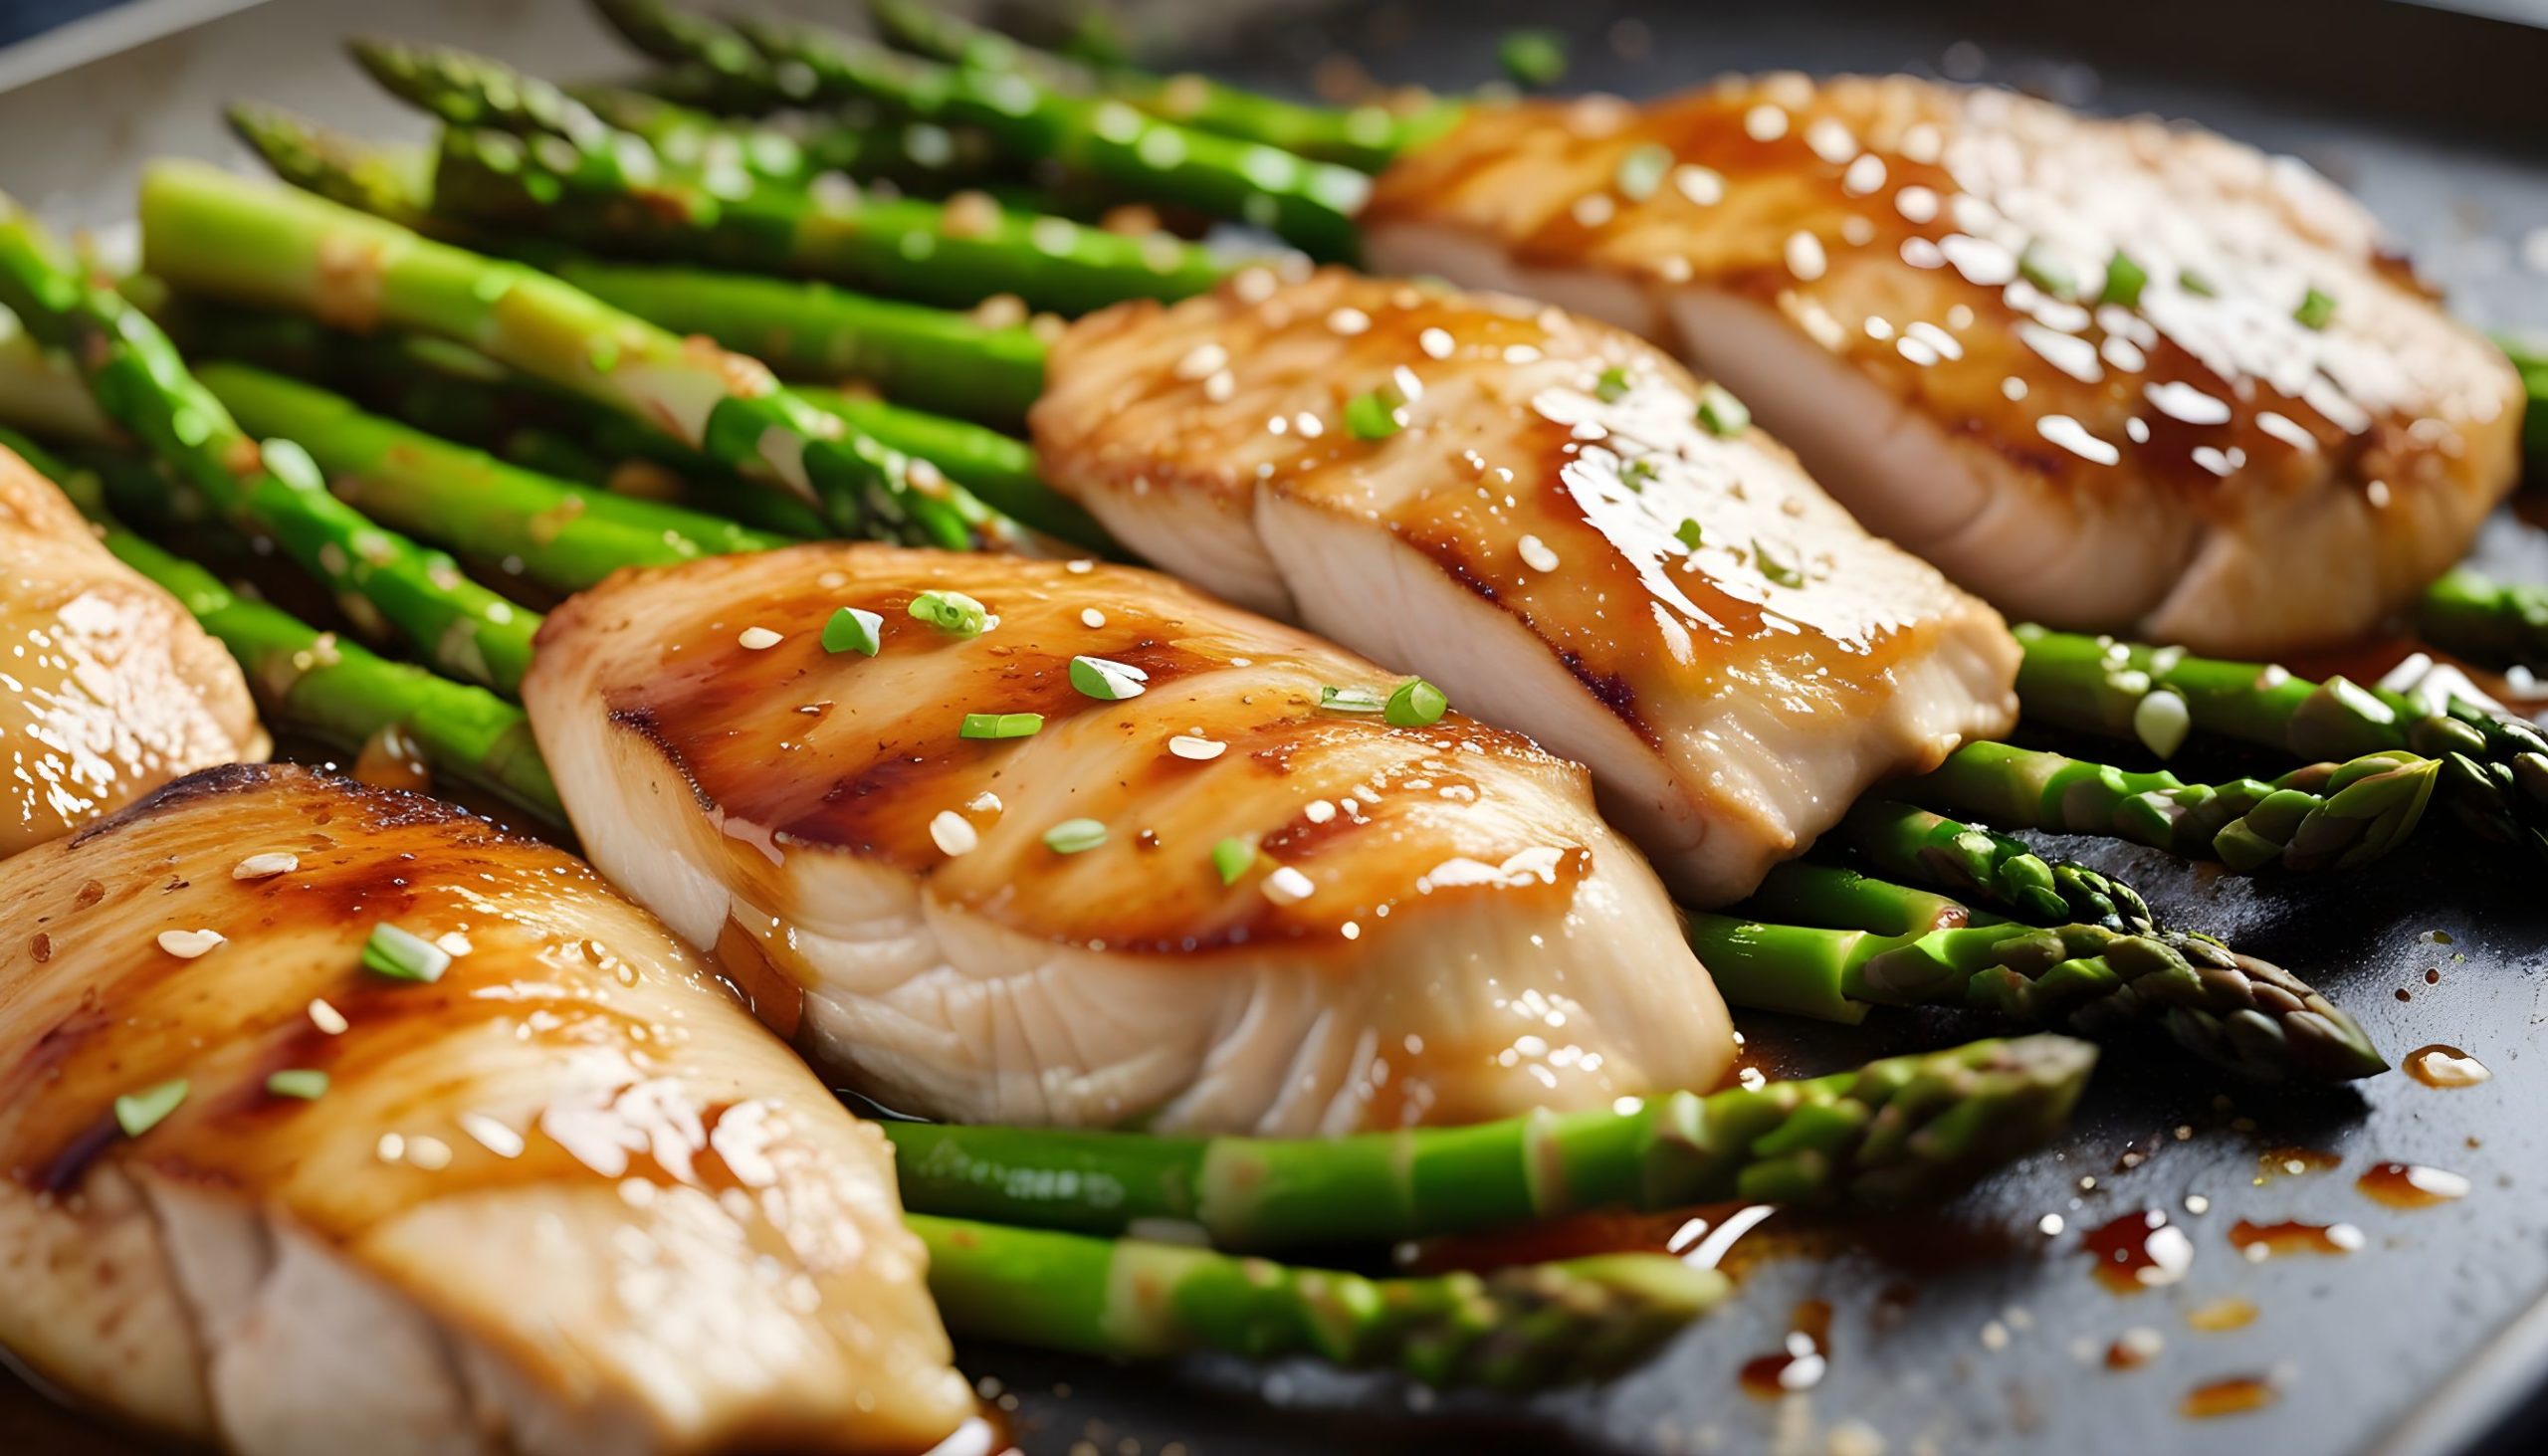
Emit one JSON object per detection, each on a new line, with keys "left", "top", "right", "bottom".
{"left": 0, "top": 446, "right": 268, "bottom": 856}
{"left": 1360, "top": 76, "right": 2526, "bottom": 656}
{"left": 524, "top": 542, "right": 1730, "bottom": 1135}
{"left": 0, "top": 763, "right": 970, "bottom": 1456}
{"left": 1031, "top": 270, "right": 2018, "bottom": 905}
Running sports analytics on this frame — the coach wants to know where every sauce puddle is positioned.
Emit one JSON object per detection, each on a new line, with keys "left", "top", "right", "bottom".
{"left": 2229, "top": 1219, "right": 2364, "bottom": 1261}
{"left": 2182, "top": 1374, "right": 2279, "bottom": 1419}
{"left": 2358, "top": 1161, "right": 2471, "bottom": 1208}
{"left": 2404, "top": 1044, "right": 2492, "bottom": 1088}
{"left": 1738, "top": 1299, "right": 1832, "bottom": 1399}
{"left": 2082, "top": 1209, "right": 2194, "bottom": 1293}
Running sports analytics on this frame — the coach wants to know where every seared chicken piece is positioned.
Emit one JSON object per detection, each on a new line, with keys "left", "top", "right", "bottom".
{"left": 1360, "top": 76, "right": 2526, "bottom": 656}
{"left": 1032, "top": 270, "right": 2018, "bottom": 905}
{"left": 0, "top": 763, "right": 970, "bottom": 1456}
{"left": 524, "top": 542, "right": 1730, "bottom": 1135}
{"left": 0, "top": 446, "right": 268, "bottom": 855}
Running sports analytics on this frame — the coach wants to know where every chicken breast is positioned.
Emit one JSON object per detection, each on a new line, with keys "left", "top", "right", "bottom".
{"left": 0, "top": 445, "right": 268, "bottom": 856}
{"left": 1031, "top": 269, "right": 2018, "bottom": 905}
{"left": 1360, "top": 76, "right": 2526, "bottom": 656}
{"left": 0, "top": 763, "right": 971, "bottom": 1456}
{"left": 523, "top": 542, "right": 1729, "bottom": 1135}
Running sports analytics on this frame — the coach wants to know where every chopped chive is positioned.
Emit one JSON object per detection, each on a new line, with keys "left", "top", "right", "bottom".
{"left": 1754, "top": 538, "right": 1805, "bottom": 588}
{"left": 1593, "top": 365, "right": 1632, "bottom": 403}
{"left": 1384, "top": 678, "right": 1449, "bottom": 728}
{"left": 114, "top": 1079, "right": 189, "bottom": 1138}
{"left": 1069, "top": 654, "right": 1150, "bottom": 701}
{"left": 2100, "top": 249, "right": 2147, "bottom": 309}
{"left": 363, "top": 923, "right": 451, "bottom": 984}
{"left": 266, "top": 1069, "right": 330, "bottom": 1101}
{"left": 822, "top": 605, "right": 884, "bottom": 656}
{"left": 2179, "top": 268, "right": 2218, "bottom": 298}
{"left": 959, "top": 712, "right": 1044, "bottom": 740}
{"left": 1319, "top": 684, "right": 1386, "bottom": 715}
{"left": 1043, "top": 818, "right": 1107, "bottom": 854}
{"left": 908, "top": 589, "right": 990, "bottom": 638}
{"left": 1696, "top": 383, "right": 1749, "bottom": 437}
{"left": 1499, "top": 28, "right": 1568, "bottom": 88}
{"left": 1620, "top": 457, "right": 1658, "bottom": 491}
{"left": 1614, "top": 143, "right": 1672, "bottom": 202}
{"left": 1675, "top": 519, "right": 1706, "bottom": 551}
{"left": 1344, "top": 387, "right": 1404, "bottom": 441}
{"left": 2294, "top": 287, "right": 2336, "bottom": 329}
{"left": 2017, "top": 240, "right": 2073, "bottom": 299}
{"left": 1211, "top": 836, "right": 1256, "bottom": 885}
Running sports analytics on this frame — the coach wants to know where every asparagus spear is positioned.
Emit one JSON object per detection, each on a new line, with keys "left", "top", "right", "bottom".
{"left": 0, "top": 191, "right": 541, "bottom": 694}
{"left": 573, "top": 83, "right": 1028, "bottom": 198}
{"left": 1721, "top": 864, "right": 2384, "bottom": 1084}
{"left": 1904, "top": 739, "right": 2437, "bottom": 873}
{"left": 2416, "top": 564, "right": 2548, "bottom": 669}
{"left": 0, "top": 310, "right": 114, "bottom": 443}
{"left": 732, "top": 11, "right": 1371, "bottom": 261}
{"left": 2, "top": 427, "right": 562, "bottom": 822}
{"left": 348, "top": 35, "right": 613, "bottom": 149}
{"left": 138, "top": 159, "right": 998, "bottom": 550}
{"left": 2016, "top": 624, "right": 2548, "bottom": 858}
{"left": 227, "top": 101, "right": 442, "bottom": 233}
{"left": 913, "top": 1214, "right": 1719, "bottom": 1388}
{"left": 425, "top": 122, "right": 1231, "bottom": 314}
{"left": 194, "top": 361, "right": 791, "bottom": 591}
{"left": 887, "top": 1036, "right": 2093, "bottom": 1248}
{"left": 1832, "top": 799, "right": 2155, "bottom": 932}
{"left": 591, "top": 0, "right": 814, "bottom": 111}
{"left": 864, "top": 0, "right": 1458, "bottom": 173}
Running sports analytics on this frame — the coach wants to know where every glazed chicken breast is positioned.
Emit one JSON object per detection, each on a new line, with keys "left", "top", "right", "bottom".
{"left": 1359, "top": 76, "right": 2526, "bottom": 656}
{"left": 0, "top": 763, "right": 971, "bottom": 1456}
{"left": 523, "top": 542, "right": 1730, "bottom": 1135}
{"left": 1032, "top": 270, "right": 2018, "bottom": 905}
{"left": 0, "top": 446, "right": 268, "bottom": 856}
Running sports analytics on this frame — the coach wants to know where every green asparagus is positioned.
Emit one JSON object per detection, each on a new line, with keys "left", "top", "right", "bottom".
{"left": 0, "top": 309, "right": 114, "bottom": 443}
{"left": 2416, "top": 564, "right": 2548, "bottom": 669}
{"left": 888, "top": 1036, "right": 2093, "bottom": 1248}
{"left": 1719, "top": 864, "right": 2385, "bottom": 1083}
{"left": 349, "top": 35, "right": 614, "bottom": 149}
{"left": 138, "top": 159, "right": 1000, "bottom": 549}
{"left": 573, "top": 84, "right": 1029, "bottom": 198}
{"left": 2016, "top": 624, "right": 2548, "bottom": 859}
{"left": 1904, "top": 739, "right": 2436, "bottom": 873}
{"left": 227, "top": 101, "right": 442, "bottom": 233}
{"left": 0, "top": 190, "right": 541, "bottom": 694}
{"left": 591, "top": 0, "right": 814, "bottom": 112}
{"left": 913, "top": 1214, "right": 1721, "bottom": 1388}
{"left": 1833, "top": 799, "right": 2155, "bottom": 932}
{"left": 2, "top": 428, "right": 561, "bottom": 822}
{"left": 865, "top": 0, "right": 1458, "bottom": 172}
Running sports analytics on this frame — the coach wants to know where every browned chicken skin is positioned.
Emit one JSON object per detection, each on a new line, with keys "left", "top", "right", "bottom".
{"left": 524, "top": 542, "right": 1732, "bottom": 1135}
{"left": 1032, "top": 270, "right": 2018, "bottom": 904}
{"left": 0, "top": 763, "right": 970, "bottom": 1456}
{"left": 1361, "top": 76, "right": 2525, "bottom": 655}
{"left": 0, "top": 445, "right": 268, "bottom": 855}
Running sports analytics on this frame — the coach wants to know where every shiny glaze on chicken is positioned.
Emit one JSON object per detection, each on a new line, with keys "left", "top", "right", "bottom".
{"left": 524, "top": 542, "right": 1731, "bottom": 1134}
{"left": 1361, "top": 76, "right": 2525, "bottom": 654}
{"left": 0, "top": 447, "right": 267, "bottom": 856}
{"left": 1032, "top": 269, "right": 2018, "bottom": 904}
{"left": 0, "top": 764, "right": 970, "bottom": 1456}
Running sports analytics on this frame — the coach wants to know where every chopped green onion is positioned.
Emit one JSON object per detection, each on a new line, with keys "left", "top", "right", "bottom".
{"left": 2178, "top": 268, "right": 2218, "bottom": 298}
{"left": 1675, "top": 519, "right": 1706, "bottom": 551}
{"left": 1620, "top": 458, "right": 1658, "bottom": 491}
{"left": 908, "top": 589, "right": 990, "bottom": 638}
{"left": 1593, "top": 366, "right": 1631, "bottom": 403}
{"left": 1319, "top": 685, "right": 1386, "bottom": 714}
{"left": 1696, "top": 384, "right": 1750, "bottom": 438}
{"left": 1211, "top": 836, "right": 1256, "bottom": 885}
{"left": 1042, "top": 818, "right": 1107, "bottom": 854}
{"left": 266, "top": 1069, "right": 330, "bottom": 1101}
{"left": 1384, "top": 678, "right": 1449, "bottom": 728}
{"left": 1614, "top": 143, "right": 1672, "bottom": 202}
{"left": 822, "top": 606, "right": 884, "bottom": 656}
{"left": 1069, "top": 655, "right": 1150, "bottom": 701}
{"left": 1499, "top": 29, "right": 1568, "bottom": 88}
{"left": 2294, "top": 287, "right": 2336, "bottom": 329}
{"left": 959, "top": 712, "right": 1044, "bottom": 739}
{"left": 2017, "top": 240, "right": 2073, "bottom": 299}
{"left": 114, "top": 1079, "right": 188, "bottom": 1138}
{"left": 363, "top": 923, "right": 451, "bottom": 984}
{"left": 1754, "top": 538, "right": 1805, "bottom": 588}
{"left": 2100, "top": 249, "right": 2147, "bottom": 309}
{"left": 1344, "top": 387, "right": 1404, "bottom": 441}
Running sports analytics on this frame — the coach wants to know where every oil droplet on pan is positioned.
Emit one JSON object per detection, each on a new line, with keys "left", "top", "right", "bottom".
{"left": 2182, "top": 1374, "right": 2279, "bottom": 1419}
{"left": 2083, "top": 1210, "right": 2194, "bottom": 1293}
{"left": 2404, "top": 1044, "right": 2491, "bottom": 1088}
{"left": 2229, "top": 1219, "right": 2364, "bottom": 1261}
{"left": 1739, "top": 1299, "right": 1832, "bottom": 1398}
{"left": 2357, "top": 1162, "right": 2471, "bottom": 1208}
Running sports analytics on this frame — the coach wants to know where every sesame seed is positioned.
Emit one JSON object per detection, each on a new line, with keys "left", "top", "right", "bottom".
{"left": 930, "top": 810, "right": 979, "bottom": 857}
{"left": 459, "top": 1113, "right": 525, "bottom": 1158}
{"left": 1168, "top": 734, "right": 1226, "bottom": 760}
{"left": 405, "top": 1136, "right": 454, "bottom": 1171}
{"left": 1262, "top": 866, "right": 1316, "bottom": 905}
{"left": 308, "top": 998, "right": 349, "bottom": 1035}
{"left": 1081, "top": 608, "right": 1106, "bottom": 628}
{"left": 1304, "top": 800, "right": 1337, "bottom": 824}
{"left": 738, "top": 626, "right": 784, "bottom": 650}
{"left": 157, "top": 929, "right": 226, "bottom": 958}
{"left": 1518, "top": 534, "right": 1560, "bottom": 573}
{"left": 232, "top": 852, "right": 299, "bottom": 880}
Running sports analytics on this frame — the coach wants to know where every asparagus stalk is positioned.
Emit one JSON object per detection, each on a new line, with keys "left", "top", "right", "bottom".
{"left": 1832, "top": 799, "right": 2155, "bottom": 932}
{"left": 733, "top": 11, "right": 1371, "bottom": 261}
{"left": 195, "top": 361, "right": 791, "bottom": 591}
{"left": 912, "top": 1214, "right": 1720, "bottom": 1389}
{"left": 2416, "top": 564, "right": 2548, "bottom": 669}
{"left": 790, "top": 382, "right": 1111, "bottom": 549}
{"left": 227, "top": 101, "right": 442, "bottom": 233}
{"left": 1904, "top": 739, "right": 2437, "bottom": 873}
{"left": 1723, "top": 864, "right": 2384, "bottom": 1083}
{"left": 0, "top": 191, "right": 541, "bottom": 695}
{"left": 2015, "top": 624, "right": 2548, "bottom": 858}
{"left": 591, "top": 0, "right": 814, "bottom": 112}
{"left": 138, "top": 159, "right": 1001, "bottom": 550}
{"left": 349, "top": 35, "right": 613, "bottom": 148}
{"left": 2, "top": 428, "right": 561, "bottom": 822}
{"left": 887, "top": 1036, "right": 2093, "bottom": 1248}
{"left": 864, "top": 0, "right": 1458, "bottom": 172}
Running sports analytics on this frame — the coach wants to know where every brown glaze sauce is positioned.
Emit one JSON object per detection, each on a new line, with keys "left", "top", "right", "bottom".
{"left": 2182, "top": 1374, "right": 2279, "bottom": 1419}
{"left": 2082, "top": 1209, "right": 2194, "bottom": 1294}
{"left": 2228, "top": 1219, "right": 2364, "bottom": 1261}
{"left": 2186, "top": 1297, "right": 2259, "bottom": 1334}
{"left": 1737, "top": 1298, "right": 1832, "bottom": 1399}
{"left": 2404, "top": 1043, "right": 2492, "bottom": 1088}
{"left": 2356, "top": 1162, "right": 2471, "bottom": 1208}
{"left": 351, "top": 722, "right": 433, "bottom": 793}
